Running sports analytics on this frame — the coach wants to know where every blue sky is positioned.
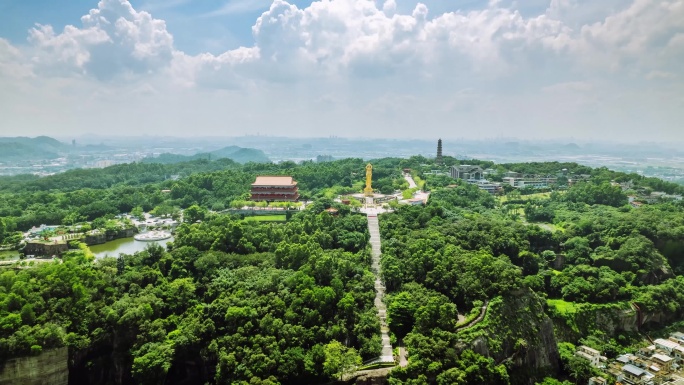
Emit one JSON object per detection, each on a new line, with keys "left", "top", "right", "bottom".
{"left": 0, "top": 0, "right": 682, "bottom": 141}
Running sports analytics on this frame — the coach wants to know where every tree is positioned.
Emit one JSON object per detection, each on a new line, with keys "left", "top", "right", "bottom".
{"left": 132, "top": 342, "right": 175, "bottom": 385}
{"left": 183, "top": 204, "right": 207, "bottom": 223}
{"left": 536, "top": 378, "right": 572, "bottom": 385}
{"left": 131, "top": 206, "right": 144, "bottom": 220}
{"left": 0, "top": 218, "right": 5, "bottom": 244}
{"left": 20, "top": 304, "right": 36, "bottom": 325}
{"left": 323, "top": 340, "right": 361, "bottom": 380}
{"left": 388, "top": 292, "right": 416, "bottom": 338}
{"left": 116, "top": 255, "right": 125, "bottom": 275}
{"left": 62, "top": 211, "right": 85, "bottom": 226}
{"left": 435, "top": 350, "right": 509, "bottom": 385}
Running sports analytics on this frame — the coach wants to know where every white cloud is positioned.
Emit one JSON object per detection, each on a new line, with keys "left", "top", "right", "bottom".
{"left": 559, "top": 0, "right": 684, "bottom": 72}
{"left": 27, "top": 0, "right": 174, "bottom": 79}
{"left": 18, "top": 0, "right": 680, "bottom": 86}
{"left": 0, "top": 0, "right": 682, "bottom": 140}
{"left": 0, "top": 38, "right": 33, "bottom": 80}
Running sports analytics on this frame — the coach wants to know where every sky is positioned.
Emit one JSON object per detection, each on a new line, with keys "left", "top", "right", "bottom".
{"left": 0, "top": 0, "right": 682, "bottom": 141}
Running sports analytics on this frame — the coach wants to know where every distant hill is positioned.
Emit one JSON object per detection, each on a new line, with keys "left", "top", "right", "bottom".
{"left": 142, "top": 146, "right": 270, "bottom": 164}
{"left": 0, "top": 136, "right": 67, "bottom": 161}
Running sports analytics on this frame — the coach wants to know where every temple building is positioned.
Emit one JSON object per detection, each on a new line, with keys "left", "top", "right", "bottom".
{"left": 250, "top": 176, "right": 299, "bottom": 202}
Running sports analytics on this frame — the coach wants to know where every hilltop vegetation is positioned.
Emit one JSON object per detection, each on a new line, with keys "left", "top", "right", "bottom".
{"left": 1, "top": 156, "right": 684, "bottom": 384}
{"left": 141, "top": 146, "right": 270, "bottom": 164}
{"left": 0, "top": 136, "right": 66, "bottom": 161}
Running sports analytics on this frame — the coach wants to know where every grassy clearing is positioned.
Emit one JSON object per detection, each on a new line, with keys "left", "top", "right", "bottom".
{"left": 547, "top": 299, "right": 578, "bottom": 315}
{"left": 243, "top": 215, "right": 287, "bottom": 222}
{"left": 499, "top": 192, "right": 553, "bottom": 203}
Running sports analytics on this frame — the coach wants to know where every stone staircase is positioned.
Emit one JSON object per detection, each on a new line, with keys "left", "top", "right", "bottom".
{"left": 367, "top": 214, "right": 394, "bottom": 363}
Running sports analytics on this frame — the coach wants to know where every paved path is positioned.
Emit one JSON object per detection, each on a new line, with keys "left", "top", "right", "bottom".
{"left": 456, "top": 300, "right": 489, "bottom": 331}
{"left": 398, "top": 344, "right": 408, "bottom": 367}
{"left": 402, "top": 173, "right": 430, "bottom": 204}
{"left": 404, "top": 173, "right": 418, "bottom": 188}
{"left": 367, "top": 214, "right": 394, "bottom": 363}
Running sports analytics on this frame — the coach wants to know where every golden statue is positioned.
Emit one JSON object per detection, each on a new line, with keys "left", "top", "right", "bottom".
{"left": 364, "top": 163, "right": 373, "bottom": 196}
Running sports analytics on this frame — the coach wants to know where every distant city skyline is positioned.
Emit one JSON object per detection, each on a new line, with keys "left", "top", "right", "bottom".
{"left": 1, "top": 0, "right": 682, "bottom": 141}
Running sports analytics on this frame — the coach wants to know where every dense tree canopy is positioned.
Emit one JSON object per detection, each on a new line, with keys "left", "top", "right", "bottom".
{"left": 2, "top": 156, "right": 684, "bottom": 385}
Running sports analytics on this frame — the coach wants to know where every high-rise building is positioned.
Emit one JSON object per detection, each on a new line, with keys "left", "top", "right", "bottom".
{"left": 436, "top": 139, "right": 443, "bottom": 165}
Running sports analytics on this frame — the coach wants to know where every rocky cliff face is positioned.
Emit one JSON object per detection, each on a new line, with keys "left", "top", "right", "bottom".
{"left": 550, "top": 301, "right": 676, "bottom": 343}
{"left": 549, "top": 302, "right": 638, "bottom": 344}
{"left": 458, "top": 289, "right": 560, "bottom": 384}
{"left": 0, "top": 347, "right": 68, "bottom": 385}
{"left": 84, "top": 228, "right": 137, "bottom": 246}
{"left": 23, "top": 241, "right": 69, "bottom": 256}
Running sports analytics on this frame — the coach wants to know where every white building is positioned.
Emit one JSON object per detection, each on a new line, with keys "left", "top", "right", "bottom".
{"left": 655, "top": 338, "right": 680, "bottom": 354}
{"left": 576, "top": 345, "right": 602, "bottom": 368}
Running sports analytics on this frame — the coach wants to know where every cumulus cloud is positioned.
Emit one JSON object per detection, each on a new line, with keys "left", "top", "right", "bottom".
{"left": 13, "top": 0, "right": 682, "bottom": 87}
{"left": 559, "top": 0, "right": 684, "bottom": 72}
{"left": 0, "top": 0, "right": 682, "bottom": 140}
{"left": 0, "top": 38, "right": 33, "bottom": 80}
{"left": 27, "top": 0, "right": 174, "bottom": 79}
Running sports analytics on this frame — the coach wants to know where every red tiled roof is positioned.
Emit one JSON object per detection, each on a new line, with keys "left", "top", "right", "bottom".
{"left": 252, "top": 176, "right": 296, "bottom": 186}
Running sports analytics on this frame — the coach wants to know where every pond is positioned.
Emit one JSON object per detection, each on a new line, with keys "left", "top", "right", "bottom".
{"left": 90, "top": 237, "right": 174, "bottom": 259}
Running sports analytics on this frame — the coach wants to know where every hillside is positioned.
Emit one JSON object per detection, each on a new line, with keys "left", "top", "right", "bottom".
{"left": 142, "top": 146, "right": 270, "bottom": 164}
{"left": 2, "top": 157, "right": 684, "bottom": 385}
{"left": 0, "top": 136, "right": 66, "bottom": 161}
{"left": 0, "top": 143, "right": 58, "bottom": 161}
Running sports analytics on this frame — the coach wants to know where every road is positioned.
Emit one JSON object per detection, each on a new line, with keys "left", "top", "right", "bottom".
{"left": 404, "top": 173, "right": 417, "bottom": 188}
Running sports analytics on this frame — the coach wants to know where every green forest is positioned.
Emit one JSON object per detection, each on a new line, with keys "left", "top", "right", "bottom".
{"left": 1, "top": 155, "right": 684, "bottom": 385}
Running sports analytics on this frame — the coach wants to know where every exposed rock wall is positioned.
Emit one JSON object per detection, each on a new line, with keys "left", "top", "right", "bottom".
{"left": 23, "top": 242, "right": 69, "bottom": 256}
{"left": 459, "top": 289, "right": 560, "bottom": 384}
{"left": 549, "top": 302, "right": 639, "bottom": 343}
{"left": 354, "top": 368, "right": 392, "bottom": 385}
{"left": 0, "top": 347, "right": 68, "bottom": 385}
{"left": 84, "top": 228, "right": 137, "bottom": 246}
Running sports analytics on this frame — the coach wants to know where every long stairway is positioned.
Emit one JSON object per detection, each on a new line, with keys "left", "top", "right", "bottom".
{"left": 367, "top": 214, "right": 394, "bottom": 363}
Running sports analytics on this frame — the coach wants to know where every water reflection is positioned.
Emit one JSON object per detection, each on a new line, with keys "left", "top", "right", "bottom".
{"left": 90, "top": 237, "right": 173, "bottom": 259}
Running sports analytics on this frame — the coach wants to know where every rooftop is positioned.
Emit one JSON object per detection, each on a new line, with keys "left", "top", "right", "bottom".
{"left": 616, "top": 354, "right": 631, "bottom": 364}
{"left": 579, "top": 345, "right": 600, "bottom": 355}
{"left": 623, "top": 364, "right": 647, "bottom": 377}
{"left": 653, "top": 353, "right": 673, "bottom": 363}
{"left": 252, "top": 176, "right": 297, "bottom": 186}
{"left": 655, "top": 338, "right": 680, "bottom": 350}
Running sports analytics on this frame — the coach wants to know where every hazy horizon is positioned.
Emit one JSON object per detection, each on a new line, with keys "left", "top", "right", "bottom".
{"left": 7, "top": 132, "right": 684, "bottom": 148}
{"left": 1, "top": 0, "right": 682, "bottom": 141}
